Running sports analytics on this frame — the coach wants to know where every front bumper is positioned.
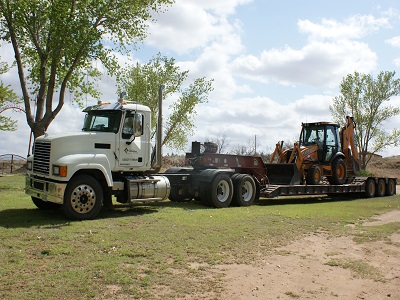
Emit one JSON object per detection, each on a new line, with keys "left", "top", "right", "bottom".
{"left": 25, "top": 175, "right": 67, "bottom": 204}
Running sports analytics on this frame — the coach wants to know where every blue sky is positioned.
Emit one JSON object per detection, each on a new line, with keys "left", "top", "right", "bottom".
{"left": 1, "top": 0, "right": 400, "bottom": 157}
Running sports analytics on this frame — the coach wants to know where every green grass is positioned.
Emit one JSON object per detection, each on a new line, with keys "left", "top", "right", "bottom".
{"left": 0, "top": 174, "right": 399, "bottom": 299}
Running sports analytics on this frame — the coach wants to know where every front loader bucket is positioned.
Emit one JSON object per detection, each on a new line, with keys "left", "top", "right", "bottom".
{"left": 265, "top": 163, "right": 301, "bottom": 185}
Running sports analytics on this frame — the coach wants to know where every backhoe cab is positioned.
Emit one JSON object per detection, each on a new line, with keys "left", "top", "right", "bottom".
{"left": 268, "top": 116, "right": 361, "bottom": 186}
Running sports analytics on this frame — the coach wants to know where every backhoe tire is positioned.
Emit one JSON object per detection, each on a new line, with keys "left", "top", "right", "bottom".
{"left": 385, "top": 178, "right": 396, "bottom": 196}
{"left": 62, "top": 175, "right": 103, "bottom": 220}
{"left": 202, "top": 173, "right": 233, "bottom": 208}
{"left": 231, "top": 174, "right": 256, "bottom": 206}
{"left": 306, "top": 165, "right": 321, "bottom": 185}
{"left": 375, "top": 179, "right": 386, "bottom": 197}
{"left": 31, "top": 197, "right": 62, "bottom": 210}
{"left": 327, "top": 158, "right": 347, "bottom": 185}
{"left": 364, "top": 178, "right": 376, "bottom": 198}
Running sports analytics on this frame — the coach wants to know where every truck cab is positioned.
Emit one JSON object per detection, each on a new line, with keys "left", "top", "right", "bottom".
{"left": 25, "top": 93, "right": 170, "bottom": 220}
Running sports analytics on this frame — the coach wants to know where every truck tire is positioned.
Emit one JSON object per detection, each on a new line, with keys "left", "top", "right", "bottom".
{"left": 306, "top": 165, "right": 321, "bottom": 185}
{"left": 232, "top": 174, "right": 256, "bottom": 206}
{"left": 327, "top": 158, "right": 347, "bottom": 185}
{"left": 169, "top": 185, "right": 191, "bottom": 202}
{"left": 385, "top": 178, "right": 396, "bottom": 196}
{"left": 203, "top": 173, "right": 233, "bottom": 208}
{"left": 62, "top": 175, "right": 103, "bottom": 220}
{"left": 364, "top": 178, "right": 376, "bottom": 198}
{"left": 31, "top": 197, "right": 62, "bottom": 210}
{"left": 375, "top": 179, "right": 386, "bottom": 197}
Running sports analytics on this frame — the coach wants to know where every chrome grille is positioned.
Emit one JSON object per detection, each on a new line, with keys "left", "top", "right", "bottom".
{"left": 33, "top": 141, "right": 51, "bottom": 175}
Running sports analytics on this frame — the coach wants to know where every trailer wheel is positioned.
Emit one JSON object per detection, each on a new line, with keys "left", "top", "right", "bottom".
{"left": 306, "top": 165, "right": 321, "bottom": 185}
{"left": 62, "top": 175, "right": 103, "bottom": 220}
{"left": 31, "top": 197, "right": 62, "bottom": 210}
{"left": 364, "top": 178, "right": 376, "bottom": 198}
{"left": 385, "top": 179, "right": 396, "bottom": 196}
{"left": 327, "top": 158, "right": 347, "bottom": 185}
{"left": 375, "top": 179, "right": 386, "bottom": 197}
{"left": 232, "top": 174, "right": 256, "bottom": 206}
{"left": 203, "top": 174, "right": 233, "bottom": 208}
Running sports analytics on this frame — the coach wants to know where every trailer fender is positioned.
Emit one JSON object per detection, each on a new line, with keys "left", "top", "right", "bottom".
{"left": 195, "top": 168, "right": 235, "bottom": 183}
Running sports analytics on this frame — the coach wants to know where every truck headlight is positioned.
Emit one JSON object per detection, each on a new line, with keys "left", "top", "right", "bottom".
{"left": 27, "top": 161, "right": 33, "bottom": 170}
{"left": 53, "top": 165, "right": 67, "bottom": 177}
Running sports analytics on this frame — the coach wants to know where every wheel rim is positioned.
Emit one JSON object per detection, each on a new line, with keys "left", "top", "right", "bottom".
{"left": 388, "top": 180, "right": 395, "bottom": 194}
{"left": 337, "top": 163, "right": 345, "bottom": 180}
{"left": 216, "top": 180, "right": 230, "bottom": 202}
{"left": 314, "top": 168, "right": 320, "bottom": 183}
{"left": 378, "top": 180, "right": 385, "bottom": 194}
{"left": 69, "top": 184, "right": 96, "bottom": 214}
{"left": 241, "top": 180, "right": 254, "bottom": 202}
{"left": 368, "top": 180, "right": 375, "bottom": 195}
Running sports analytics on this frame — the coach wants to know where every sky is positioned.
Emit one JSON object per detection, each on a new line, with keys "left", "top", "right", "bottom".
{"left": 1, "top": 0, "right": 400, "bottom": 157}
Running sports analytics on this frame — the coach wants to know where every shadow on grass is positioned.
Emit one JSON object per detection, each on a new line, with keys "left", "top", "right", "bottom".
{"left": 0, "top": 205, "right": 159, "bottom": 229}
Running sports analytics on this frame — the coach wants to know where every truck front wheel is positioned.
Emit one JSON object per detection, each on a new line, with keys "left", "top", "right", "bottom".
{"left": 62, "top": 175, "right": 103, "bottom": 220}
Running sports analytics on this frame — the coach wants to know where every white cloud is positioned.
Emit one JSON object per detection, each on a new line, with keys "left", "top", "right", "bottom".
{"left": 145, "top": 0, "right": 249, "bottom": 55}
{"left": 298, "top": 15, "right": 391, "bottom": 41}
{"left": 385, "top": 35, "right": 400, "bottom": 47}
{"left": 232, "top": 40, "right": 377, "bottom": 88}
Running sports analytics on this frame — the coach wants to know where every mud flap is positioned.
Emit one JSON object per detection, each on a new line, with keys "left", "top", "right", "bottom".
{"left": 265, "top": 163, "right": 301, "bottom": 185}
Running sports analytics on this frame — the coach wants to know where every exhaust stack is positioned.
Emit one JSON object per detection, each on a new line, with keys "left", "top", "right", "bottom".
{"left": 149, "top": 84, "right": 165, "bottom": 173}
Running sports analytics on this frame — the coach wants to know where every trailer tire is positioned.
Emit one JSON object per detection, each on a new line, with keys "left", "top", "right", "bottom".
{"left": 375, "top": 179, "right": 386, "bottom": 197}
{"left": 306, "top": 165, "right": 321, "bottom": 185}
{"left": 232, "top": 174, "right": 256, "bottom": 206}
{"left": 62, "top": 175, "right": 103, "bottom": 220}
{"left": 364, "top": 178, "right": 376, "bottom": 198}
{"left": 203, "top": 174, "right": 233, "bottom": 208}
{"left": 31, "top": 197, "right": 62, "bottom": 210}
{"left": 385, "top": 179, "right": 396, "bottom": 196}
{"left": 328, "top": 158, "right": 347, "bottom": 185}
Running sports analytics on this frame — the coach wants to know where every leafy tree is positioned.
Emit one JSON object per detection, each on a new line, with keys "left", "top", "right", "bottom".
{"left": 0, "top": 0, "right": 173, "bottom": 138}
{"left": 0, "top": 61, "right": 21, "bottom": 131}
{"left": 330, "top": 71, "right": 400, "bottom": 169}
{"left": 119, "top": 53, "right": 213, "bottom": 150}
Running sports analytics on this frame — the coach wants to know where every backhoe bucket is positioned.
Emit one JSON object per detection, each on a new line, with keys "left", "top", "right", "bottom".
{"left": 265, "top": 163, "right": 301, "bottom": 185}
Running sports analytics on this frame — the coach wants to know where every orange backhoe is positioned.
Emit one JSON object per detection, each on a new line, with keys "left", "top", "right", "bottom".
{"left": 267, "top": 116, "right": 361, "bottom": 185}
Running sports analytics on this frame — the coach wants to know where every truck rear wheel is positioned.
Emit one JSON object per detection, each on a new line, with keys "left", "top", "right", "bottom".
{"left": 169, "top": 185, "right": 191, "bottom": 202}
{"left": 232, "top": 174, "right": 256, "bottom": 206}
{"left": 327, "top": 158, "right": 347, "bottom": 185}
{"left": 375, "top": 179, "right": 386, "bottom": 197}
{"left": 62, "top": 175, "right": 103, "bottom": 220}
{"left": 31, "top": 197, "right": 62, "bottom": 210}
{"left": 203, "top": 174, "right": 233, "bottom": 208}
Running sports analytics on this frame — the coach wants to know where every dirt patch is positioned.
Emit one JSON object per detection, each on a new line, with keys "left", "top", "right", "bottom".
{"left": 213, "top": 211, "right": 400, "bottom": 300}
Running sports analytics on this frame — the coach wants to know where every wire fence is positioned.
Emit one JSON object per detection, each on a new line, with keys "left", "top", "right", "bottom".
{"left": 0, "top": 154, "right": 27, "bottom": 175}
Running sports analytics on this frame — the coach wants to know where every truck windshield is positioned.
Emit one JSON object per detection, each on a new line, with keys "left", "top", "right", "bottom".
{"left": 82, "top": 111, "right": 122, "bottom": 133}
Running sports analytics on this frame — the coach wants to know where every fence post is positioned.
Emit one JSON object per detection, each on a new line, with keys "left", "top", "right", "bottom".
{"left": 10, "top": 154, "right": 13, "bottom": 174}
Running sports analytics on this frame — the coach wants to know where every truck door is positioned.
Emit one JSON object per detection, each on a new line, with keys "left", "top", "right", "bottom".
{"left": 118, "top": 112, "right": 146, "bottom": 168}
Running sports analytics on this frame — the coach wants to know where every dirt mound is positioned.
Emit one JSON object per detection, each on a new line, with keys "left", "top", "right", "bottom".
{"left": 368, "top": 156, "right": 400, "bottom": 180}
